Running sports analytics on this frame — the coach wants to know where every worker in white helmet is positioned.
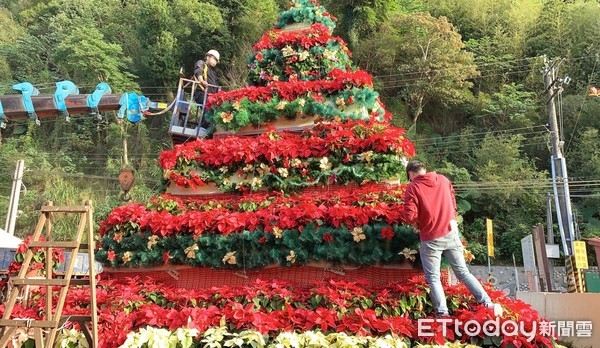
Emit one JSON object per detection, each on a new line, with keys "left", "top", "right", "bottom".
{"left": 193, "top": 49, "right": 221, "bottom": 106}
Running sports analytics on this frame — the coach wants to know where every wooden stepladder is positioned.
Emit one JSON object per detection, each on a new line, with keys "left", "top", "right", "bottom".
{"left": 0, "top": 201, "right": 98, "bottom": 348}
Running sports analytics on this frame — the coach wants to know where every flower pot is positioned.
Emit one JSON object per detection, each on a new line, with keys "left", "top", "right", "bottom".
{"left": 213, "top": 115, "right": 318, "bottom": 138}
{"left": 166, "top": 181, "right": 223, "bottom": 196}
{"left": 280, "top": 22, "right": 312, "bottom": 32}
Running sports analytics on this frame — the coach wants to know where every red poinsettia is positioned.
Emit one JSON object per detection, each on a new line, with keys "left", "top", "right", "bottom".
{"left": 2, "top": 277, "right": 555, "bottom": 348}
{"left": 205, "top": 70, "right": 373, "bottom": 109}
{"left": 99, "top": 182, "right": 408, "bottom": 237}
{"left": 380, "top": 226, "right": 395, "bottom": 240}
{"left": 253, "top": 23, "right": 346, "bottom": 51}
{"left": 158, "top": 121, "right": 414, "bottom": 172}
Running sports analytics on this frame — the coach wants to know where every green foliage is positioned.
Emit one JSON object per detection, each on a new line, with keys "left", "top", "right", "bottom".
{"left": 354, "top": 12, "right": 478, "bottom": 130}
{"left": 477, "top": 83, "right": 538, "bottom": 129}
{"left": 321, "top": 0, "right": 421, "bottom": 50}
{"left": 97, "top": 222, "right": 420, "bottom": 269}
{"left": 206, "top": 87, "right": 379, "bottom": 131}
{"left": 0, "top": 8, "right": 22, "bottom": 44}
{"left": 275, "top": 0, "right": 337, "bottom": 30}
{"left": 52, "top": 24, "right": 138, "bottom": 91}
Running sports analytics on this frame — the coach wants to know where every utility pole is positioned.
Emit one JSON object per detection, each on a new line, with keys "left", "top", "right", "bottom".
{"left": 4, "top": 160, "right": 25, "bottom": 235}
{"left": 543, "top": 57, "right": 576, "bottom": 256}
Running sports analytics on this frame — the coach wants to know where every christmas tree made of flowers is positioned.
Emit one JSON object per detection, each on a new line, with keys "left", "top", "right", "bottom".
{"left": 69, "top": 1, "right": 558, "bottom": 347}
{"left": 95, "top": 0, "right": 423, "bottom": 272}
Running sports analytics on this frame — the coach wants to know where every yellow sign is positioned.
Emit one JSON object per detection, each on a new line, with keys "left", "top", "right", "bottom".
{"left": 573, "top": 241, "right": 589, "bottom": 269}
{"left": 486, "top": 218, "right": 494, "bottom": 257}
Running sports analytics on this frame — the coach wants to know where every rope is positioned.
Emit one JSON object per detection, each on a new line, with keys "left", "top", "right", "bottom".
{"left": 142, "top": 98, "right": 178, "bottom": 116}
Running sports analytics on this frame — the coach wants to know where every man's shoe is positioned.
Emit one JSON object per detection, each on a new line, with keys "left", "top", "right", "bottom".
{"left": 484, "top": 303, "right": 503, "bottom": 317}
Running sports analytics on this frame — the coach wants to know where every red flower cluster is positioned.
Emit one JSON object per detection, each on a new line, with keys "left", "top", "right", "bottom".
{"left": 253, "top": 23, "right": 346, "bottom": 51}
{"left": 99, "top": 182, "right": 407, "bottom": 237}
{"left": 0, "top": 278, "right": 554, "bottom": 348}
{"left": 206, "top": 69, "right": 373, "bottom": 109}
{"left": 158, "top": 121, "right": 415, "bottom": 171}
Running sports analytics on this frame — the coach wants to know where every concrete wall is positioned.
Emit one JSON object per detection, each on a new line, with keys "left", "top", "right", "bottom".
{"left": 517, "top": 292, "right": 600, "bottom": 348}
{"left": 466, "top": 265, "right": 600, "bottom": 296}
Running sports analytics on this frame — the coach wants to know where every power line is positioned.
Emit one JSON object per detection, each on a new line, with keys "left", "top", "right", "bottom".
{"left": 373, "top": 57, "right": 541, "bottom": 79}
{"left": 564, "top": 58, "right": 598, "bottom": 155}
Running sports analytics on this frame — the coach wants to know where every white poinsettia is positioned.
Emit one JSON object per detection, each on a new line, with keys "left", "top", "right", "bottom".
{"left": 238, "top": 330, "right": 266, "bottom": 347}
{"left": 174, "top": 327, "right": 200, "bottom": 348}
{"left": 352, "top": 227, "right": 366, "bottom": 243}
{"left": 220, "top": 112, "right": 233, "bottom": 123}
{"left": 122, "top": 251, "right": 132, "bottom": 263}
{"left": 257, "top": 163, "right": 271, "bottom": 176}
{"left": 319, "top": 157, "right": 332, "bottom": 171}
{"left": 327, "top": 332, "right": 368, "bottom": 347}
{"left": 276, "top": 100, "right": 288, "bottom": 110}
{"left": 299, "top": 331, "right": 329, "bottom": 347}
{"left": 147, "top": 235, "right": 159, "bottom": 250}
{"left": 273, "top": 226, "right": 283, "bottom": 238}
{"left": 399, "top": 248, "right": 418, "bottom": 262}
{"left": 278, "top": 167, "right": 289, "bottom": 178}
{"left": 286, "top": 250, "right": 296, "bottom": 263}
{"left": 270, "top": 331, "right": 301, "bottom": 348}
{"left": 224, "top": 333, "right": 244, "bottom": 348}
{"left": 251, "top": 177, "right": 263, "bottom": 188}
{"left": 185, "top": 244, "right": 199, "bottom": 259}
{"left": 222, "top": 251, "right": 237, "bottom": 265}
{"left": 119, "top": 326, "right": 177, "bottom": 348}
{"left": 323, "top": 49, "right": 336, "bottom": 61}
{"left": 359, "top": 151, "right": 374, "bottom": 163}
{"left": 367, "top": 334, "right": 409, "bottom": 348}
{"left": 282, "top": 45, "right": 295, "bottom": 57}
{"left": 202, "top": 326, "right": 229, "bottom": 347}
{"left": 298, "top": 50, "right": 309, "bottom": 61}
{"left": 56, "top": 328, "right": 90, "bottom": 348}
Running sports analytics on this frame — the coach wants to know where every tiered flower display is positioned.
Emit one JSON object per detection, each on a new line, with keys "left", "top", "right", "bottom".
{"left": 2, "top": 0, "right": 556, "bottom": 347}
{"left": 204, "top": 0, "right": 389, "bottom": 131}
{"left": 95, "top": 0, "right": 420, "bottom": 272}
{"left": 0, "top": 278, "right": 555, "bottom": 348}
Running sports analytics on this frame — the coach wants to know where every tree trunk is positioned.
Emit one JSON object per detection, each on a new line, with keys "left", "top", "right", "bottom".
{"left": 120, "top": 121, "right": 129, "bottom": 166}
{"left": 411, "top": 95, "right": 425, "bottom": 131}
{"left": 164, "top": 80, "right": 175, "bottom": 102}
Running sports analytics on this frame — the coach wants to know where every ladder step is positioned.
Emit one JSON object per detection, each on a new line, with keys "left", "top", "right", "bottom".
{"left": 0, "top": 318, "right": 58, "bottom": 328}
{"left": 11, "top": 278, "right": 91, "bottom": 286}
{"left": 41, "top": 205, "right": 89, "bottom": 213}
{"left": 28, "top": 241, "right": 85, "bottom": 249}
{"left": 61, "top": 315, "right": 92, "bottom": 323}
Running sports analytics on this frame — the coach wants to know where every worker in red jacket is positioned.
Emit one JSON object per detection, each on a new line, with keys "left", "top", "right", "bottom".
{"left": 402, "top": 160, "right": 502, "bottom": 318}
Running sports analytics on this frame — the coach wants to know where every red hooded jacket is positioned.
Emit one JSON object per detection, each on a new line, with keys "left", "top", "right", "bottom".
{"left": 402, "top": 172, "right": 457, "bottom": 241}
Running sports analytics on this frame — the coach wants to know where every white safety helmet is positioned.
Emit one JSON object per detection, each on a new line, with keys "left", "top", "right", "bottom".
{"left": 206, "top": 49, "right": 220, "bottom": 62}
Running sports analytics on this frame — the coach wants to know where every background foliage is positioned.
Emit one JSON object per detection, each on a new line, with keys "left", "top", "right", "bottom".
{"left": 0, "top": 0, "right": 599, "bottom": 264}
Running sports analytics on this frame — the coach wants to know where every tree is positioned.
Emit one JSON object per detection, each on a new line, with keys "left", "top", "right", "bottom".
{"left": 355, "top": 12, "right": 478, "bottom": 131}
{"left": 132, "top": 0, "right": 224, "bottom": 99}
{"left": 567, "top": 128, "right": 600, "bottom": 234}
{"left": 217, "top": 0, "right": 279, "bottom": 89}
{"left": 52, "top": 24, "right": 138, "bottom": 91}
{"left": 477, "top": 83, "right": 538, "bottom": 130}
{"left": 472, "top": 134, "right": 546, "bottom": 259}
{"left": 321, "top": 0, "right": 403, "bottom": 50}
{"left": 0, "top": 8, "right": 23, "bottom": 93}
